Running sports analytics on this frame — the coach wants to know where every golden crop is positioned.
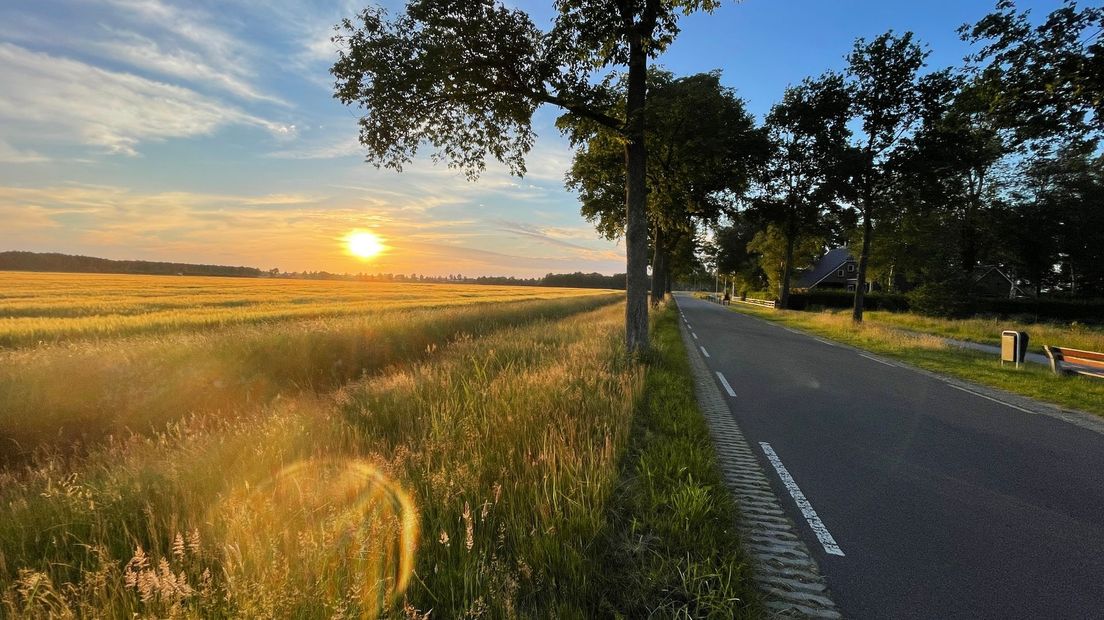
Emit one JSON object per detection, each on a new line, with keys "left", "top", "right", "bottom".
{"left": 0, "top": 272, "right": 613, "bottom": 348}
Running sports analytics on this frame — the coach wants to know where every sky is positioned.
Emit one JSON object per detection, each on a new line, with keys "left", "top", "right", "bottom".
{"left": 0, "top": 0, "right": 1061, "bottom": 277}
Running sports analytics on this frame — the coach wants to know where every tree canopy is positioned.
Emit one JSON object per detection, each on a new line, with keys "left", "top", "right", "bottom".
{"left": 750, "top": 72, "right": 851, "bottom": 307}
{"left": 332, "top": 0, "right": 726, "bottom": 353}
{"left": 564, "top": 70, "right": 764, "bottom": 301}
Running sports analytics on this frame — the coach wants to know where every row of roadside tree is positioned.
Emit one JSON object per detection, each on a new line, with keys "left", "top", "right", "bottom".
{"left": 331, "top": 0, "right": 1104, "bottom": 351}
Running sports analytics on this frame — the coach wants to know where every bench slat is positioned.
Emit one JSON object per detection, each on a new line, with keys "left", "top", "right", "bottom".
{"left": 1049, "top": 346, "right": 1104, "bottom": 363}
{"left": 1063, "top": 357, "right": 1104, "bottom": 371}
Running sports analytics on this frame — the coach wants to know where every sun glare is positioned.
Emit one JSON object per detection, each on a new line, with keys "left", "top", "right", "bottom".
{"left": 346, "top": 230, "right": 385, "bottom": 260}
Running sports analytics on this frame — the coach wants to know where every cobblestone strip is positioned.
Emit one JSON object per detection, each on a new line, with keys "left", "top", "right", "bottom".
{"left": 676, "top": 314, "right": 843, "bottom": 619}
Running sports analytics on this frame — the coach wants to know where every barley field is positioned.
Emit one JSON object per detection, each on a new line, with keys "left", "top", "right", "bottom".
{"left": 0, "top": 273, "right": 757, "bottom": 617}
{"left": 0, "top": 272, "right": 609, "bottom": 348}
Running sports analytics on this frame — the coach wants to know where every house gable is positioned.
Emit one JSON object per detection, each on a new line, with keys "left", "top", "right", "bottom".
{"left": 795, "top": 248, "right": 856, "bottom": 290}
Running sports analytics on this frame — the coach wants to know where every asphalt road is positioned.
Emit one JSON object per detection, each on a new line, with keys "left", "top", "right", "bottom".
{"left": 674, "top": 293, "right": 1104, "bottom": 619}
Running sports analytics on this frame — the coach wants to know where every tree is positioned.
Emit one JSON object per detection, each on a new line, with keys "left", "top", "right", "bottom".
{"left": 565, "top": 70, "right": 763, "bottom": 304}
{"left": 645, "top": 72, "right": 765, "bottom": 302}
{"left": 708, "top": 213, "right": 767, "bottom": 294}
{"left": 1004, "top": 141, "right": 1104, "bottom": 297}
{"left": 880, "top": 75, "right": 1009, "bottom": 292}
{"left": 746, "top": 225, "right": 824, "bottom": 297}
{"left": 752, "top": 73, "right": 850, "bottom": 308}
{"left": 843, "top": 32, "right": 939, "bottom": 322}
{"left": 331, "top": 0, "right": 723, "bottom": 354}
{"left": 962, "top": 0, "right": 1104, "bottom": 148}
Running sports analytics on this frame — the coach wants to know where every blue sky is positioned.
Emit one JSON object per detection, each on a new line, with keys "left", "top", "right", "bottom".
{"left": 0, "top": 0, "right": 1058, "bottom": 276}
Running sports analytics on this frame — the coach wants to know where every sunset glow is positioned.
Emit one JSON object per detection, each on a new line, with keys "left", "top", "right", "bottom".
{"left": 346, "top": 230, "right": 386, "bottom": 260}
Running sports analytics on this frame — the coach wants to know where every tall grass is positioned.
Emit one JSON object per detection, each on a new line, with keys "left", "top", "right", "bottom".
{"left": 0, "top": 303, "right": 639, "bottom": 617}
{"left": 593, "top": 305, "right": 759, "bottom": 617}
{"left": 1, "top": 298, "right": 760, "bottom": 617}
{"left": 0, "top": 294, "right": 618, "bottom": 462}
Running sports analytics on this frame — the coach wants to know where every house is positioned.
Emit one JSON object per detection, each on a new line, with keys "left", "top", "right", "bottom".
{"left": 972, "top": 266, "right": 1027, "bottom": 299}
{"left": 794, "top": 247, "right": 872, "bottom": 292}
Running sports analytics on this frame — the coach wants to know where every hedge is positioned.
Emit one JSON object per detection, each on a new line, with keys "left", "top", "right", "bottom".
{"left": 742, "top": 290, "right": 909, "bottom": 312}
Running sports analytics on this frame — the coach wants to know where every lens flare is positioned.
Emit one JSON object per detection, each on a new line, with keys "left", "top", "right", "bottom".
{"left": 217, "top": 459, "right": 418, "bottom": 614}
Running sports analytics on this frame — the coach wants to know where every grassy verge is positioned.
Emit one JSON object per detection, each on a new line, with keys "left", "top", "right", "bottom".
{"left": 864, "top": 310, "right": 1104, "bottom": 355}
{"left": 726, "top": 303, "right": 1104, "bottom": 417}
{"left": 594, "top": 304, "right": 759, "bottom": 618}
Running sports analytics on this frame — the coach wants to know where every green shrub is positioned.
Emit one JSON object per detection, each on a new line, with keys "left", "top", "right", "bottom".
{"left": 907, "top": 280, "right": 975, "bottom": 318}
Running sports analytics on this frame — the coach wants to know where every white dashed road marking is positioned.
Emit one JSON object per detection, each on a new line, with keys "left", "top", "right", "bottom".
{"left": 760, "top": 442, "right": 845, "bottom": 557}
{"left": 859, "top": 353, "right": 896, "bottom": 368}
{"left": 715, "top": 371, "right": 737, "bottom": 397}
{"left": 948, "top": 384, "right": 1035, "bottom": 414}
{"left": 700, "top": 346, "right": 710, "bottom": 358}
{"left": 692, "top": 332, "right": 699, "bottom": 339}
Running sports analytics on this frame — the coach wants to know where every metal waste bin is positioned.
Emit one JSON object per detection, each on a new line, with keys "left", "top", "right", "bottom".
{"left": 1001, "top": 330, "right": 1029, "bottom": 367}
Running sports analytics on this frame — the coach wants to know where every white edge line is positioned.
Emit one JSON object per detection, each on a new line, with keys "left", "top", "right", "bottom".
{"left": 700, "top": 345, "right": 710, "bottom": 358}
{"left": 814, "top": 338, "right": 839, "bottom": 348}
{"left": 715, "top": 371, "right": 737, "bottom": 397}
{"left": 759, "top": 442, "right": 845, "bottom": 557}
{"left": 947, "top": 384, "right": 1035, "bottom": 414}
{"left": 859, "top": 353, "right": 896, "bottom": 368}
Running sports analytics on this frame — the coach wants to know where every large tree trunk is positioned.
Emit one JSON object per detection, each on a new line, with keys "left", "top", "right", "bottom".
{"left": 960, "top": 194, "right": 980, "bottom": 274}
{"left": 624, "top": 33, "right": 650, "bottom": 353}
{"left": 651, "top": 225, "right": 667, "bottom": 305}
{"left": 780, "top": 219, "right": 796, "bottom": 309}
{"left": 852, "top": 207, "right": 873, "bottom": 322}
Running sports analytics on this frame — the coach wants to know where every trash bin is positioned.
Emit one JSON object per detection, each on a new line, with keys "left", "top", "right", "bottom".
{"left": 1001, "top": 330, "right": 1029, "bottom": 367}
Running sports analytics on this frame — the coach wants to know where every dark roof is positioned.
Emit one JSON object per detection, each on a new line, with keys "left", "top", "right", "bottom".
{"left": 795, "top": 247, "right": 853, "bottom": 289}
{"left": 972, "top": 265, "right": 1013, "bottom": 284}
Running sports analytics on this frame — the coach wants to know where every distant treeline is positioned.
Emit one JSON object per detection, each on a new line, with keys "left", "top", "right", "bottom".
{"left": 0, "top": 251, "right": 262, "bottom": 277}
{"left": 0, "top": 251, "right": 625, "bottom": 289}
{"left": 287, "top": 270, "right": 626, "bottom": 290}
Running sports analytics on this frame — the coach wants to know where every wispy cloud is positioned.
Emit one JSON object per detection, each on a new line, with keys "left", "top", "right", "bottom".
{"left": 0, "top": 183, "right": 622, "bottom": 276}
{"left": 0, "top": 43, "right": 294, "bottom": 156}
{"left": 0, "top": 138, "right": 49, "bottom": 164}
{"left": 85, "top": 27, "right": 287, "bottom": 105}
{"left": 0, "top": 0, "right": 286, "bottom": 105}
{"left": 0, "top": 1, "right": 617, "bottom": 276}
{"left": 496, "top": 220, "right": 595, "bottom": 251}
{"left": 270, "top": 136, "right": 362, "bottom": 160}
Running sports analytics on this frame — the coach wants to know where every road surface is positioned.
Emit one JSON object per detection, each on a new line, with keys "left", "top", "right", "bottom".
{"left": 675, "top": 293, "right": 1104, "bottom": 619}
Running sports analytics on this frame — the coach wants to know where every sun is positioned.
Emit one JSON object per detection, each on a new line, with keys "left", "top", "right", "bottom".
{"left": 345, "top": 230, "right": 386, "bottom": 260}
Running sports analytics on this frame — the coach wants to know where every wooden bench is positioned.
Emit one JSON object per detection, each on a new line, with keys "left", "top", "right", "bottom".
{"left": 1043, "top": 346, "right": 1104, "bottom": 379}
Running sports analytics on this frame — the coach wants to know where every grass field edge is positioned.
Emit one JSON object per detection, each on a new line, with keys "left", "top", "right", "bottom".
{"left": 720, "top": 300, "right": 1104, "bottom": 431}
{"left": 590, "top": 302, "right": 762, "bottom": 617}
